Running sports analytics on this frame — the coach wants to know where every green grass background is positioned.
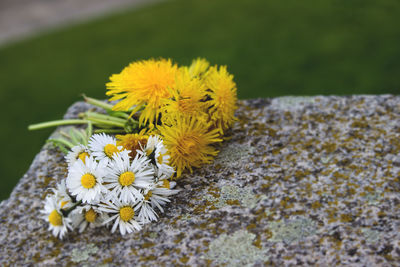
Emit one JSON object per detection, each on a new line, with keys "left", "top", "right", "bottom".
{"left": 0, "top": 0, "right": 399, "bottom": 199}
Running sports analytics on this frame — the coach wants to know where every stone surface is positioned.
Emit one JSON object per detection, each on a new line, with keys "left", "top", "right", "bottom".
{"left": 1, "top": 95, "right": 400, "bottom": 266}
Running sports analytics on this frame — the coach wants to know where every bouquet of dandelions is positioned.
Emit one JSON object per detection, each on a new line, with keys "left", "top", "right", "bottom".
{"left": 30, "top": 58, "right": 238, "bottom": 239}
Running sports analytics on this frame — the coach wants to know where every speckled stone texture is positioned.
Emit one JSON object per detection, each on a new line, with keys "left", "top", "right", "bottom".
{"left": 1, "top": 95, "right": 400, "bottom": 266}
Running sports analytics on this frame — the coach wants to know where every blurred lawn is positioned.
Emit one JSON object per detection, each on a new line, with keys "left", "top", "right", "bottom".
{"left": 0, "top": 0, "right": 399, "bottom": 199}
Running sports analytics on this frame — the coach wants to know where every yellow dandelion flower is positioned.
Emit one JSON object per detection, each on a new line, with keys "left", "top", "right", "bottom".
{"left": 187, "top": 58, "right": 210, "bottom": 78}
{"left": 162, "top": 69, "right": 208, "bottom": 123}
{"left": 158, "top": 117, "right": 222, "bottom": 178}
{"left": 106, "top": 58, "right": 178, "bottom": 125}
{"left": 116, "top": 129, "right": 150, "bottom": 158}
{"left": 205, "top": 65, "right": 238, "bottom": 133}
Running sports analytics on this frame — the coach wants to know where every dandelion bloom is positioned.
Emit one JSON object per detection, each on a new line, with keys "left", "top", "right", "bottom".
{"left": 187, "top": 58, "right": 210, "bottom": 78}
{"left": 106, "top": 58, "right": 178, "bottom": 125}
{"left": 158, "top": 117, "right": 222, "bottom": 177}
{"left": 116, "top": 129, "right": 150, "bottom": 158}
{"left": 205, "top": 65, "right": 237, "bottom": 133}
{"left": 161, "top": 69, "right": 208, "bottom": 124}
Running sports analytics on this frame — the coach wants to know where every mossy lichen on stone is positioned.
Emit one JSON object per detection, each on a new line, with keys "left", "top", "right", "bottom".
{"left": 320, "top": 156, "right": 333, "bottom": 164}
{"left": 148, "top": 232, "right": 158, "bottom": 239}
{"left": 361, "top": 228, "right": 382, "bottom": 244}
{"left": 364, "top": 191, "right": 383, "bottom": 205}
{"left": 70, "top": 243, "right": 99, "bottom": 263}
{"left": 204, "top": 230, "right": 268, "bottom": 266}
{"left": 214, "top": 143, "right": 255, "bottom": 167}
{"left": 267, "top": 217, "right": 317, "bottom": 243}
{"left": 203, "top": 185, "right": 259, "bottom": 209}
{"left": 181, "top": 213, "right": 192, "bottom": 221}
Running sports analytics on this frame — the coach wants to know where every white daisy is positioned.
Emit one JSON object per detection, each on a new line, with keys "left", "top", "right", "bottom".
{"left": 70, "top": 204, "right": 109, "bottom": 233}
{"left": 52, "top": 180, "right": 74, "bottom": 209}
{"left": 88, "top": 133, "right": 124, "bottom": 163}
{"left": 41, "top": 194, "right": 72, "bottom": 239}
{"left": 98, "top": 198, "right": 142, "bottom": 235}
{"left": 66, "top": 156, "right": 107, "bottom": 204}
{"left": 156, "top": 176, "right": 177, "bottom": 190}
{"left": 141, "top": 184, "right": 180, "bottom": 214}
{"left": 135, "top": 189, "right": 158, "bottom": 224}
{"left": 140, "top": 135, "right": 174, "bottom": 178}
{"left": 104, "top": 151, "right": 155, "bottom": 203}
{"left": 65, "top": 144, "right": 90, "bottom": 167}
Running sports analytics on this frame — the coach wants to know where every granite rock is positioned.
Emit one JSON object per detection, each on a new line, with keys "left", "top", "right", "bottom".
{"left": 1, "top": 95, "right": 400, "bottom": 266}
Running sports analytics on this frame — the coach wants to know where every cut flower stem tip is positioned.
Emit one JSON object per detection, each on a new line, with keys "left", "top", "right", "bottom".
{"left": 81, "top": 112, "right": 129, "bottom": 125}
{"left": 83, "top": 95, "right": 132, "bottom": 120}
{"left": 83, "top": 95, "right": 114, "bottom": 111}
{"left": 28, "top": 119, "right": 90, "bottom": 131}
{"left": 94, "top": 129, "right": 126, "bottom": 134}
{"left": 28, "top": 96, "right": 139, "bottom": 132}
{"left": 47, "top": 138, "right": 75, "bottom": 149}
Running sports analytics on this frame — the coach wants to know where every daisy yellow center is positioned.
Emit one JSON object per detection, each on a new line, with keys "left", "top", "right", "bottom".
{"left": 85, "top": 208, "right": 97, "bottom": 223}
{"left": 48, "top": 210, "right": 63, "bottom": 226}
{"left": 81, "top": 174, "right": 96, "bottom": 189}
{"left": 104, "top": 144, "right": 119, "bottom": 158}
{"left": 119, "top": 171, "right": 135, "bottom": 186}
{"left": 120, "top": 206, "right": 134, "bottom": 222}
{"left": 78, "top": 152, "right": 89, "bottom": 163}
{"left": 61, "top": 201, "right": 68, "bottom": 208}
{"left": 144, "top": 191, "right": 153, "bottom": 201}
{"left": 162, "top": 179, "right": 170, "bottom": 189}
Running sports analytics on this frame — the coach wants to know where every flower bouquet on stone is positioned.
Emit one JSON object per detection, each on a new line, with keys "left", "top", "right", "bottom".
{"left": 30, "top": 57, "right": 238, "bottom": 238}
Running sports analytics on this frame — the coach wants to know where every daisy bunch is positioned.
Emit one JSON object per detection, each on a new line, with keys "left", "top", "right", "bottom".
{"left": 41, "top": 133, "right": 178, "bottom": 239}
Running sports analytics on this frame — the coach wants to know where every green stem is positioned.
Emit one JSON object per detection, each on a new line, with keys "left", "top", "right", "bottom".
{"left": 86, "top": 121, "right": 93, "bottom": 138}
{"left": 83, "top": 95, "right": 114, "bottom": 111}
{"left": 46, "top": 140, "right": 70, "bottom": 154}
{"left": 47, "top": 138, "right": 75, "bottom": 149}
{"left": 61, "top": 200, "right": 82, "bottom": 217}
{"left": 94, "top": 129, "right": 126, "bottom": 134}
{"left": 59, "top": 130, "right": 71, "bottom": 139}
{"left": 28, "top": 119, "right": 89, "bottom": 131}
{"left": 83, "top": 95, "right": 136, "bottom": 120}
{"left": 109, "top": 111, "right": 130, "bottom": 120}
{"left": 85, "top": 111, "right": 127, "bottom": 124}
{"left": 88, "top": 117, "right": 125, "bottom": 128}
